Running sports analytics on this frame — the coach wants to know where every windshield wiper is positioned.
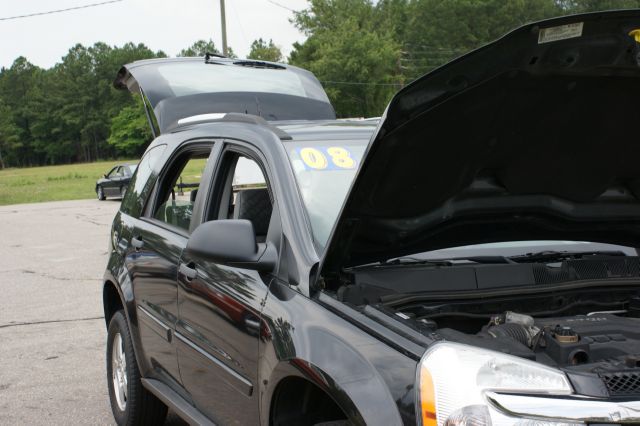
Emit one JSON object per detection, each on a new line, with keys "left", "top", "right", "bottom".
{"left": 509, "top": 250, "right": 627, "bottom": 263}
{"left": 346, "top": 257, "right": 451, "bottom": 271}
{"left": 347, "top": 251, "right": 628, "bottom": 271}
{"left": 233, "top": 60, "right": 285, "bottom": 70}
{"left": 347, "top": 255, "right": 512, "bottom": 271}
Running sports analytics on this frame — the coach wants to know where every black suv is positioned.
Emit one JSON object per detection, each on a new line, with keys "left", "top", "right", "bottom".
{"left": 104, "top": 12, "right": 640, "bottom": 426}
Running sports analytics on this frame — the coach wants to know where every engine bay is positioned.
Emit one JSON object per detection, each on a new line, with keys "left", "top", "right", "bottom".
{"left": 332, "top": 256, "right": 640, "bottom": 398}
{"left": 379, "top": 293, "right": 640, "bottom": 397}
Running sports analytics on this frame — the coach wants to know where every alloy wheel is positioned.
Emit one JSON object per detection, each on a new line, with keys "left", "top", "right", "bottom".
{"left": 111, "top": 332, "right": 128, "bottom": 411}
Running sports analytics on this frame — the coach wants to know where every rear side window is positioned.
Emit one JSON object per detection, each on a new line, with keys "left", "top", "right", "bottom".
{"left": 152, "top": 150, "right": 210, "bottom": 232}
{"left": 121, "top": 144, "right": 167, "bottom": 217}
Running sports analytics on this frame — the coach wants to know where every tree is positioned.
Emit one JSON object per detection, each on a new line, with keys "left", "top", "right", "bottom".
{"left": 0, "top": 42, "right": 164, "bottom": 167}
{"left": 0, "top": 98, "right": 21, "bottom": 168}
{"left": 0, "top": 57, "right": 44, "bottom": 166}
{"left": 178, "top": 39, "right": 220, "bottom": 57}
{"left": 290, "top": 0, "right": 402, "bottom": 117}
{"left": 178, "top": 39, "right": 238, "bottom": 58}
{"left": 107, "top": 98, "right": 153, "bottom": 156}
{"left": 248, "top": 38, "right": 283, "bottom": 62}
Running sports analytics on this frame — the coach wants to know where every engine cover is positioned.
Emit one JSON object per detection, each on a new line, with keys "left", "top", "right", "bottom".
{"left": 533, "top": 313, "right": 640, "bottom": 397}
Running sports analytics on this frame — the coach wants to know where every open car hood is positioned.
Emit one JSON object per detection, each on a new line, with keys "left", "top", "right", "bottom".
{"left": 114, "top": 57, "right": 335, "bottom": 135}
{"left": 322, "top": 10, "right": 640, "bottom": 274}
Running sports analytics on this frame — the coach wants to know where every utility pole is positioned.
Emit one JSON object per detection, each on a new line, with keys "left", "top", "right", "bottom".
{"left": 220, "top": 0, "right": 228, "bottom": 56}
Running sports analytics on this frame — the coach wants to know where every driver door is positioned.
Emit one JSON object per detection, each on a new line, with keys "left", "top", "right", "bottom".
{"left": 127, "top": 143, "right": 214, "bottom": 387}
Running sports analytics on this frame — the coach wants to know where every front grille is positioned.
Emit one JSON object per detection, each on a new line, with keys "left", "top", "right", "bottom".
{"left": 601, "top": 372, "right": 640, "bottom": 396}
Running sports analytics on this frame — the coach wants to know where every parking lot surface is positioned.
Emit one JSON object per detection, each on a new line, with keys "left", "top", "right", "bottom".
{"left": 0, "top": 199, "right": 184, "bottom": 425}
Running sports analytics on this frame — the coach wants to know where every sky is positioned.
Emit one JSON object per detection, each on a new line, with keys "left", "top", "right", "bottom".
{"left": 0, "top": 0, "right": 309, "bottom": 69}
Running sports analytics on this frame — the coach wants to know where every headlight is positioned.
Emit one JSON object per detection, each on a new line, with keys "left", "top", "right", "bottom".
{"left": 417, "top": 342, "right": 578, "bottom": 426}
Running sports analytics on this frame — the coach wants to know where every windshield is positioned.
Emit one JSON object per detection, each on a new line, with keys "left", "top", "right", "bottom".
{"left": 286, "top": 139, "right": 368, "bottom": 248}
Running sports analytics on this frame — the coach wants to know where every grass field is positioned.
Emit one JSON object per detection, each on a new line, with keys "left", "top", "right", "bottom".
{"left": 0, "top": 160, "right": 136, "bottom": 206}
{"left": 0, "top": 158, "right": 210, "bottom": 206}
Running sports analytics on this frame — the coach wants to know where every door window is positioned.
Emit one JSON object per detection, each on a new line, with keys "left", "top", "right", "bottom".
{"left": 152, "top": 150, "right": 210, "bottom": 231}
{"left": 106, "top": 167, "right": 117, "bottom": 178}
{"left": 121, "top": 144, "right": 167, "bottom": 217}
{"left": 208, "top": 152, "right": 272, "bottom": 242}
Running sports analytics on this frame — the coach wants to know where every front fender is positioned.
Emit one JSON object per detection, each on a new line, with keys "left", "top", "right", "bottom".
{"left": 259, "top": 282, "right": 418, "bottom": 426}
{"left": 264, "top": 358, "right": 367, "bottom": 425}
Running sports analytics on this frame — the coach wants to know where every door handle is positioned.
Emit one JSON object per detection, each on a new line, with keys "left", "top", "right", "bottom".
{"left": 179, "top": 263, "right": 198, "bottom": 281}
{"left": 131, "top": 236, "right": 144, "bottom": 250}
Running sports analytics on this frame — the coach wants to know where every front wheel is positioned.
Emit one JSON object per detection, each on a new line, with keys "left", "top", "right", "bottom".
{"left": 106, "top": 310, "right": 168, "bottom": 425}
{"left": 97, "top": 185, "right": 106, "bottom": 200}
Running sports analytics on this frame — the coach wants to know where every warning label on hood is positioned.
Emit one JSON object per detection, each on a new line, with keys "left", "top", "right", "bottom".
{"left": 538, "top": 22, "right": 583, "bottom": 44}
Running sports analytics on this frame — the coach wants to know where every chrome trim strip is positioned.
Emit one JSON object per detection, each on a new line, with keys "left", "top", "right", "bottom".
{"left": 174, "top": 331, "right": 253, "bottom": 396}
{"left": 486, "top": 391, "right": 640, "bottom": 423}
{"left": 178, "top": 113, "right": 226, "bottom": 125}
{"left": 137, "top": 305, "right": 171, "bottom": 341}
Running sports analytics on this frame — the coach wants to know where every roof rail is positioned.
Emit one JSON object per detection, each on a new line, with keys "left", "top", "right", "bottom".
{"left": 173, "top": 112, "right": 292, "bottom": 140}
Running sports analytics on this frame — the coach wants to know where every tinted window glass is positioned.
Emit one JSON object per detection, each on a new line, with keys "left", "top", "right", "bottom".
{"left": 120, "top": 144, "right": 167, "bottom": 217}
{"left": 133, "top": 61, "right": 331, "bottom": 105}
{"left": 106, "top": 167, "right": 117, "bottom": 178}
{"left": 207, "top": 153, "right": 271, "bottom": 241}
{"left": 158, "top": 63, "right": 308, "bottom": 98}
{"left": 153, "top": 153, "right": 209, "bottom": 231}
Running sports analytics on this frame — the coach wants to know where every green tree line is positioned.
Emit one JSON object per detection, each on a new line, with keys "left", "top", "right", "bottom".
{"left": 0, "top": 39, "right": 281, "bottom": 168}
{"left": 1, "top": 0, "right": 638, "bottom": 168}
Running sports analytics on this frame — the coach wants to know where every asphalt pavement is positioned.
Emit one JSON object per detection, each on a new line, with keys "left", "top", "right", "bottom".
{"left": 0, "top": 199, "right": 184, "bottom": 425}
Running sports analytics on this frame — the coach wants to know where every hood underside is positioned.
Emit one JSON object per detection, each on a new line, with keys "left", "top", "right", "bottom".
{"left": 323, "top": 10, "right": 640, "bottom": 273}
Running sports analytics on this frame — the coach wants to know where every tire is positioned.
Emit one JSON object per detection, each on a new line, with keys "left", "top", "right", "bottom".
{"left": 120, "top": 186, "right": 127, "bottom": 199}
{"left": 106, "top": 310, "right": 168, "bottom": 425}
{"left": 97, "top": 185, "right": 106, "bottom": 200}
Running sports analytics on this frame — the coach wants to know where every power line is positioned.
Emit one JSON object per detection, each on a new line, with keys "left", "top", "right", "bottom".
{"left": 0, "top": 0, "right": 124, "bottom": 22}
{"left": 229, "top": 0, "right": 249, "bottom": 45}
{"left": 265, "top": 0, "right": 297, "bottom": 12}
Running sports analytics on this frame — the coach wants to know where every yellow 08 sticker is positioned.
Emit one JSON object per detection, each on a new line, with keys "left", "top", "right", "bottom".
{"left": 299, "top": 147, "right": 329, "bottom": 170}
{"left": 327, "top": 147, "right": 356, "bottom": 169}
{"left": 297, "top": 146, "right": 356, "bottom": 171}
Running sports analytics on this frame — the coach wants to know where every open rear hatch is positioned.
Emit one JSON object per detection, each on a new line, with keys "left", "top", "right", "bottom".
{"left": 114, "top": 57, "right": 335, "bottom": 135}
{"left": 321, "top": 10, "right": 640, "bottom": 275}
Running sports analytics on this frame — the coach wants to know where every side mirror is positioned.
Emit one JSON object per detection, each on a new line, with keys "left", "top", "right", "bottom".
{"left": 186, "top": 219, "right": 277, "bottom": 271}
